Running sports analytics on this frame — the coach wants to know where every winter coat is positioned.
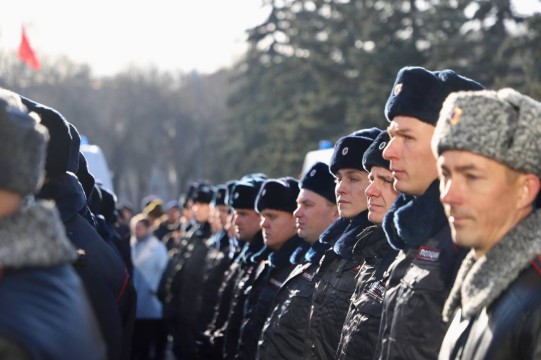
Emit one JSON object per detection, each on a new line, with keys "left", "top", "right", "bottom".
{"left": 303, "top": 211, "right": 373, "bottom": 360}
{"left": 198, "top": 236, "right": 258, "bottom": 360}
{"left": 176, "top": 222, "right": 213, "bottom": 359}
{"left": 257, "top": 217, "right": 347, "bottom": 360}
{"left": 224, "top": 235, "right": 271, "bottom": 360}
{"left": 0, "top": 200, "right": 106, "bottom": 360}
{"left": 131, "top": 233, "right": 168, "bottom": 319}
{"left": 199, "top": 230, "right": 235, "bottom": 332}
{"left": 375, "top": 180, "right": 465, "bottom": 360}
{"left": 336, "top": 226, "right": 397, "bottom": 360}
{"left": 438, "top": 209, "right": 541, "bottom": 360}
{"left": 235, "top": 235, "right": 304, "bottom": 359}
{"left": 37, "top": 173, "right": 137, "bottom": 360}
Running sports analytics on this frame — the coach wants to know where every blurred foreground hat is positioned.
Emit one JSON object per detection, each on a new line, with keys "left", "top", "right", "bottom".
{"left": 0, "top": 89, "right": 49, "bottom": 196}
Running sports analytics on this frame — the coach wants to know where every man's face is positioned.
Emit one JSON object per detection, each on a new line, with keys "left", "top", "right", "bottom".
{"left": 209, "top": 206, "right": 223, "bottom": 233}
{"left": 438, "top": 150, "right": 524, "bottom": 257}
{"left": 335, "top": 168, "right": 370, "bottom": 219}
{"left": 216, "top": 205, "right": 229, "bottom": 228}
{"left": 365, "top": 166, "right": 400, "bottom": 225}
{"left": 182, "top": 200, "right": 193, "bottom": 221}
{"left": 383, "top": 116, "right": 438, "bottom": 196}
{"left": 294, "top": 189, "right": 338, "bottom": 244}
{"left": 234, "top": 208, "right": 261, "bottom": 242}
{"left": 260, "top": 209, "right": 297, "bottom": 250}
{"left": 192, "top": 202, "right": 210, "bottom": 223}
{"left": 167, "top": 207, "right": 181, "bottom": 224}
{"left": 134, "top": 221, "right": 149, "bottom": 240}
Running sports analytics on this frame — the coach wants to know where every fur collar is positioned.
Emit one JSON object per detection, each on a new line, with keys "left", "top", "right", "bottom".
{"left": 333, "top": 210, "right": 372, "bottom": 260}
{"left": 306, "top": 217, "right": 348, "bottom": 263}
{"left": 383, "top": 180, "right": 448, "bottom": 250}
{"left": 268, "top": 234, "right": 303, "bottom": 268}
{"left": 290, "top": 240, "right": 311, "bottom": 265}
{"left": 37, "top": 172, "right": 86, "bottom": 222}
{"left": 0, "top": 199, "right": 77, "bottom": 269}
{"left": 443, "top": 209, "right": 541, "bottom": 321}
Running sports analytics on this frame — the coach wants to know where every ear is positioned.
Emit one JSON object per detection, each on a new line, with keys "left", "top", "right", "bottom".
{"left": 517, "top": 174, "right": 540, "bottom": 210}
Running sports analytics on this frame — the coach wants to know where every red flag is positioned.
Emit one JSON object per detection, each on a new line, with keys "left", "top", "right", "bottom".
{"left": 18, "top": 26, "right": 40, "bottom": 71}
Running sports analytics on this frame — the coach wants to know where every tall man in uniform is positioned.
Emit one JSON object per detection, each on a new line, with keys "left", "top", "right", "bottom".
{"left": 374, "top": 66, "right": 484, "bottom": 360}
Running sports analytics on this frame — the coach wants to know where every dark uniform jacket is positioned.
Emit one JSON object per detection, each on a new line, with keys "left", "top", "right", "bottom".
{"left": 303, "top": 211, "right": 372, "bottom": 360}
{"left": 199, "top": 230, "right": 235, "bottom": 332}
{"left": 199, "top": 232, "right": 264, "bottom": 360}
{"left": 224, "top": 236, "right": 271, "bottom": 360}
{"left": 336, "top": 226, "right": 397, "bottom": 360}
{"left": 375, "top": 180, "right": 465, "bottom": 360}
{"left": 171, "top": 221, "right": 212, "bottom": 359}
{"left": 439, "top": 210, "right": 541, "bottom": 360}
{"left": 257, "top": 218, "right": 347, "bottom": 359}
{"left": 235, "top": 235, "right": 304, "bottom": 359}
{"left": 0, "top": 200, "right": 107, "bottom": 360}
{"left": 38, "top": 173, "right": 136, "bottom": 360}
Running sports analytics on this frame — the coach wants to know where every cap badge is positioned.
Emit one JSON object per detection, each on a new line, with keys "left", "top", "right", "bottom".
{"left": 450, "top": 106, "right": 462, "bottom": 126}
{"left": 234, "top": 192, "right": 239, "bottom": 199}
{"left": 342, "top": 147, "right": 349, "bottom": 156}
{"left": 378, "top": 142, "right": 387, "bottom": 150}
{"left": 310, "top": 169, "right": 317, "bottom": 177}
{"left": 393, "top": 83, "right": 403, "bottom": 96}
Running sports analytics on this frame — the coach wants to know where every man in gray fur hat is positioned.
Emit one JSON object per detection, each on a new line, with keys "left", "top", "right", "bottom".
{"left": 0, "top": 88, "right": 107, "bottom": 359}
{"left": 433, "top": 88, "right": 541, "bottom": 359}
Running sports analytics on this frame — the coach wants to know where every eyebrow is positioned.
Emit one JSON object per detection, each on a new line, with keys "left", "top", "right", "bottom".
{"left": 441, "top": 163, "right": 482, "bottom": 173}
{"left": 387, "top": 126, "right": 413, "bottom": 136}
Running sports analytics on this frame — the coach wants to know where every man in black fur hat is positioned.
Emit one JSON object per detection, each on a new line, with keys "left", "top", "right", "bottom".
{"left": 336, "top": 130, "right": 399, "bottom": 360}
{"left": 303, "top": 127, "right": 380, "bottom": 359}
{"left": 258, "top": 162, "right": 338, "bottom": 359}
{"left": 234, "top": 177, "right": 304, "bottom": 359}
{"left": 374, "top": 66, "right": 484, "bottom": 360}
{"left": 22, "top": 95, "right": 136, "bottom": 360}
{"left": 0, "top": 88, "right": 107, "bottom": 360}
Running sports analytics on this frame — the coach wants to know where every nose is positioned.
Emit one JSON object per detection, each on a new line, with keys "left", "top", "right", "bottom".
{"left": 260, "top": 217, "right": 269, "bottom": 229}
{"left": 365, "top": 180, "right": 379, "bottom": 198}
{"left": 440, "top": 178, "right": 462, "bottom": 206}
{"left": 382, "top": 136, "right": 398, "bottom": 161}
{"left": 336, "top": 180, "right": 347, "bottom": 196}
{"left": 293, "top": 204, "right": 303, "bottom": 218}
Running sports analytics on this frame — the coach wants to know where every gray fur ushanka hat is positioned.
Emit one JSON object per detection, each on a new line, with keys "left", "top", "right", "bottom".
{"left": 433, "top": 88, "right": 541, "bottom": 177}
{"left": 0, "top": 89, "right": 49, "bottom": 196}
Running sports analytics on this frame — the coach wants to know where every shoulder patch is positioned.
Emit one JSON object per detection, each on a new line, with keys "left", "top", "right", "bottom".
{"left": 417, "top": 246, "right": 441, "bottom": 262}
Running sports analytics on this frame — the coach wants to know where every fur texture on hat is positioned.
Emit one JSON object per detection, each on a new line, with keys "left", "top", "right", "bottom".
{"left": 0, "top": 90, "right": 49, "bottom": 196}
{"left": 385, "top": 67, "right": 484, "bottom": 125}
{"left": 433, "top": 88, "right": 541, "bottom": 177}
{"left": 300, "top": 162, "right": 336, "bottom": 204}
{"left": 255, "top": 177, "right": 300, "bottom": 214}
{"left": 193, "top": 185, "right": 215, "bottom": 204}
{"left": 363, "top": 130, "right": 391, "bottom": 172}
{"left": 330, "top": 127, "right": 381, "bottom": 175}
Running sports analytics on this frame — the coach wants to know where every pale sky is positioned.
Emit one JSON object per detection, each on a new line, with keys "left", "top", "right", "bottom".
{"left": 0, "top": 0, "right": 271, "bottom": 76}
{"left": 1, "top": 0, "right": 539, "bottom": 77}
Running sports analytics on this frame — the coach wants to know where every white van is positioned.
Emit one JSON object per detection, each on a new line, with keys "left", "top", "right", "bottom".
{"left": 300, "top": 147, "right": 334, "bottom": 176}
